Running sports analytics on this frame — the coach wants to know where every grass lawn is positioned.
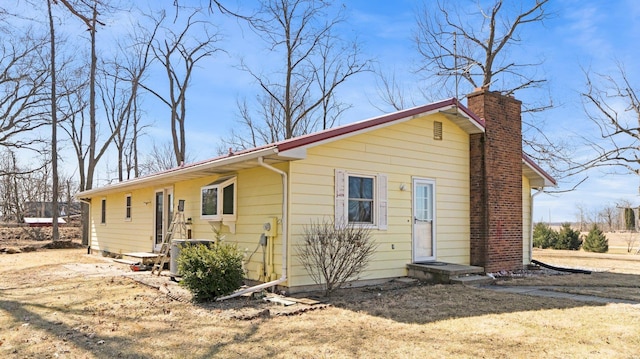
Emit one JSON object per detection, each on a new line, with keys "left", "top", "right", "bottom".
{"left": 1, "top": 249, "right": 640, "bottom": 358}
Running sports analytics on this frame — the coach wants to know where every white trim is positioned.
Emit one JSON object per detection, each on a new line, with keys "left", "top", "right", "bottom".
{"left": 100, "top": 198, "right": 107, "bottom": 225}
{"left": 347, "top": 173, "right": 376, "bottom": 226}
{"left": 377, "top": 173, "right": 388, "bottom": 230}
{"left": 124, "top": 193, "right": 132, "bottom": 221}
{"left": 412, "top": 178, "right": 436, "bottom": 262}
{"left": 335, "top": 170, "right": 388, "bottom": 230}
{"left": 335, "top": 169, "right": 347, "bottom": 227}
{"left": 153, "top": 187, "right": 173, "bottom": 251}
{"left": 200, "top": 176, "right": 237, "bottom": 222}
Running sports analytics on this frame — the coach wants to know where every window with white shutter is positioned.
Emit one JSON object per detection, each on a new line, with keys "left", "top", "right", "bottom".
{"left": 335, "top": 169, "right": 387, "bottom": 230}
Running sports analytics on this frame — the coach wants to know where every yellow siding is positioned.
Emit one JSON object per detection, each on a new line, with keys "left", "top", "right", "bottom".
{"left": 89, "top": 188, "right": 156, "bottom": 254}
{"left": 522, "top": 175, "right": 532, "bottom": 265}
{"left": 288, "top": 113, "right": 471, "bottom": 288}
{"left": 89, "top": 164, "right": 286, "bottom": 284}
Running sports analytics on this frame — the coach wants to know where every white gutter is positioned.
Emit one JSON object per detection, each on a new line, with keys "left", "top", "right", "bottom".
{"left": 529, "top": 188, "right": 544, "bottom": 263}
{"left": 217, "top": 156, "right": 288, "bottom": 300}
{"left": 76, "top": 147, "right": 279, "bottom": 199}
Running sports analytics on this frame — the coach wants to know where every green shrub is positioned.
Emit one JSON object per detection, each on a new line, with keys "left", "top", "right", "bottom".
{"left": 582, "top": 224, "right": 608, "bottom": 253}
{"left": 177, "top": 242, "right": 244, "bottom": 302}
{"left": 533, "top": 222, "right": 558, "bottom": 249}
{"left": 554, "top": 222, "right": 582, "bottom": 250}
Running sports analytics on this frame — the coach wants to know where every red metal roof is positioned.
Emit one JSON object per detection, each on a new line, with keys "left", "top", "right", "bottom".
{"left": 276, "top": 98, "right": 484, "bottom": 152}
{"left": 522, "top": 153, "right": 557, "bottom": 187}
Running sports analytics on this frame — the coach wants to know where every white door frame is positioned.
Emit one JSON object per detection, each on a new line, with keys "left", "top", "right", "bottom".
{"left": 153, "top": 187, "right": 174, "bottom": 251}
{"left": 412, "top": 178, "right": 436, "bottom": 263}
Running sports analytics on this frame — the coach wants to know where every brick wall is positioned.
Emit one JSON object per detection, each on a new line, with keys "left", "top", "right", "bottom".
{"left": 468, "top": 89, "right": 523, "bottom": 273}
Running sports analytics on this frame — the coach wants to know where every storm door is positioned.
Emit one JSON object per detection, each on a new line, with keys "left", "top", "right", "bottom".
{"left": 154, "top": 188, "right": 173, "bottom": 251}
{"left": 413, "top": 178, "right": 436, "bottom": 262}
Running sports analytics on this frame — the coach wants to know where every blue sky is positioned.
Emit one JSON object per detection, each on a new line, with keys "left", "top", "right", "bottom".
{"left": 48, "top": 0, "right": 640, "bottom": 222}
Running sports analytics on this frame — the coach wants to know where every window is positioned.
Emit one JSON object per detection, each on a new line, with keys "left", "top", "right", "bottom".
{"left": 125, "top": 194, "right": 132, "bottom": 220}
{"left": 201, "top": 176, "right": 236, "bottom": 221}
{"left": 335, "top": 170, "right": 387, "bottom": 229}
{"left": 100, "top": 198, "right": 106, "bottom": 224}
{"left": 348, "top": 175, "right": 374, "bottom": 224}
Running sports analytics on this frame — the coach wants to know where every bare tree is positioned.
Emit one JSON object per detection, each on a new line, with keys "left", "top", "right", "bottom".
{"left": 0, "top": 28, "right": 50, "bottom": 150}
{"left": 99, "top": 35, "right": 154, "bottom": 182}
{"left": 297, "top": 218, "right": 376, "bottom": 296}
{"left": 579, "top": 63, "right": 640, "bottom": 176}
{"left": 54, "top": 0, "right": 111, "bottom": 245}
{"left": 0, "top": 150, "right": 25, "bottom": 221}
{"left": 374, "top": 67, "right": 414, "bottom": 112}
{"left": 117, "top": 20, "right": 159, "bottom": 179}
{"left": 140, "top": 9, "right": 222, "bottom": 166}
{"left": 47, "top": 0, "right": 61, "bottom": 240}
{"left": 227, "top": 0, "right": 370, "bottom": 149}
{"left": 598, "top": 204, "right": 616, "bottom": 232}
{"left": 411, "top": 0, "right": 578, "bottom": 179}
{"left": 414, "top": 0, "right": 549, "bottom": 100}
{"left": 139, "top": 140, "right": 195, "bottom": 176}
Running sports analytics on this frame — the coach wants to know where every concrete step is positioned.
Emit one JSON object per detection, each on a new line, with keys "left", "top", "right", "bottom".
{"left": 450, "top": 274, "right": 495, "bottom": 286}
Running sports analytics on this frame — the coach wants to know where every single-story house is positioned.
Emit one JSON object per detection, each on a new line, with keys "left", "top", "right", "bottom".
{"left": 77, "top": 89, "right": 556, "bottom": 292}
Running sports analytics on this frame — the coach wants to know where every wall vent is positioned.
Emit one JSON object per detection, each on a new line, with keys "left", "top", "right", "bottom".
{"left": 434, "top": 121, "right": 443, "bottom": 140}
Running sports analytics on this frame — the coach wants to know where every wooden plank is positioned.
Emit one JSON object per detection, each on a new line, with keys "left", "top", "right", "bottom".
{"left": 113, "top": 258, "right": 138, "bottom": 265}
{"left": 264, "top": 296, "right": 296, "bottom": 306}
{"left": 285, "top": 297, "right": 322, "bottom": 305}
{"left": 123, "top": 252, "right": 159, "bottom": 258}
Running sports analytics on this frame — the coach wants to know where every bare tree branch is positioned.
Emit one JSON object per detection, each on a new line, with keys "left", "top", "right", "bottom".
{"left": 576, "top": 63, "right": 640, "bottom": 176}
{"left": 141, "top": 8, "right": 222, "bottom": 165}
{"left": 226, "top": 0, "right": 371, "bottom": 149}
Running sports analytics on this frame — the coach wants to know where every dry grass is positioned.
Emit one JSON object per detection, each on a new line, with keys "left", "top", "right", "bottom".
{"left": 1, "top": 249, "right": 640, "bottom": 358}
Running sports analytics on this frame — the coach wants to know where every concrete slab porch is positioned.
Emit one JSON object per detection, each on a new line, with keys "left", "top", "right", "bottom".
{"left": 407, "top": 262, "right": 493, "bottom": 285}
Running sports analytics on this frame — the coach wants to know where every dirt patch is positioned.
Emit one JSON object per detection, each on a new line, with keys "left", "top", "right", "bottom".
{"left": 41, "top": 240, "right": 84, "bottom": 249}
{"left": 0, "top": 226, "right": 83, "bottom": 253}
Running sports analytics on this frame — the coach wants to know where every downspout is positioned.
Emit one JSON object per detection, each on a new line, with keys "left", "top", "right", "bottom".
{"left": 529, "top": 188, "right": 544, "bottom": 263}
{"left": 217, "top": 156, "right": 288, "bottom": 300}
{"left": 78, "top": 198, "right": 92, "bottom": 254}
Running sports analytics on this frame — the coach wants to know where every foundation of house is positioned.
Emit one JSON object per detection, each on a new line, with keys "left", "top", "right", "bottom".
{"left": 406, "top": 262, "right": 494, "bottom": 285}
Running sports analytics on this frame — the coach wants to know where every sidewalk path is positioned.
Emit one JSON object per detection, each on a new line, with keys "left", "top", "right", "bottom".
{"left": 484, "top": 285, "right": 640, "bottom": 305}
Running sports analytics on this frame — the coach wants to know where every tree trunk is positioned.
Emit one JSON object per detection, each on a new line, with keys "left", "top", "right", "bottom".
{"left": 47, "top": 0, "right": 59, "bottom": 241}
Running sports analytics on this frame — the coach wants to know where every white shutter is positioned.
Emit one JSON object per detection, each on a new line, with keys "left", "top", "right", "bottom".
{"left": 335, "top": 169, "right": 346, "bottom": 227}
{"left": 378, "top": 173, "right": 388, "bottom": 230}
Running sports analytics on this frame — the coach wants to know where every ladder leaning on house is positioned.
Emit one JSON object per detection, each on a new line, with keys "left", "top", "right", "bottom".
{"left": 151, "top": 200, "right": 187, "bottom": 276}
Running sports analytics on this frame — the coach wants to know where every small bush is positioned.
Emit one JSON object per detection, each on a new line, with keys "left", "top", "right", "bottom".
{"left": 533, "top": 222, "right": 557, "bottom": 249}
{"left": 582, "top": 224, "right": 608, "bottom": 253}
{"left": 554, "top": 222, "right": 582, "bottom": 250}
{"left": 297, "top": 218, "right": 376, "bottom": 296}
{"left": 177, "top": 242, "right": 244, "bottom": 302}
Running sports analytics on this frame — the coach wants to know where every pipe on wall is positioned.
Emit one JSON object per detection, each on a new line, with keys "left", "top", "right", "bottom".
{"left": 529, "top": 188, "right": 544, "bottom": 263}
{"left": 217, "top": 156, "right": 288, "bottom": 301}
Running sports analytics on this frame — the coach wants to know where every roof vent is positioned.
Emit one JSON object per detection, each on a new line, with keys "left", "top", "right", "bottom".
{"left": 434, "top": 121, "right": 443, "bottom": 140}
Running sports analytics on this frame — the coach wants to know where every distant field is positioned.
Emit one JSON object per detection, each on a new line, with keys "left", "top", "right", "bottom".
{"left": 587, "top": 231, "right": 639, "bottom": 254}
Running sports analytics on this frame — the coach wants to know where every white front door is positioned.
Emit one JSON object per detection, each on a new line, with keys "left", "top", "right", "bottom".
{"left": 413, "top": 178, "right": 436, "bottom": 263}
{"left": 154, "top": 188, "right": 173, "bottom": 251}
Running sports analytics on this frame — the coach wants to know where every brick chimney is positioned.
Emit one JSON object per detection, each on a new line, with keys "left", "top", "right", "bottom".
{"left": 467, "top": 89, "right": 523, "bottom": 273}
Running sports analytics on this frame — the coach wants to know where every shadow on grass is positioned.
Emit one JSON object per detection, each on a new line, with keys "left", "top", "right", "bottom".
{"left": 497, "top": 271, "right": 640, "bottom": 288}
{"left": 324, "top": 281, "right": 610, "bottom": 325}
{"left": 0, "top": 298, "right": 149, "bottom": 359}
